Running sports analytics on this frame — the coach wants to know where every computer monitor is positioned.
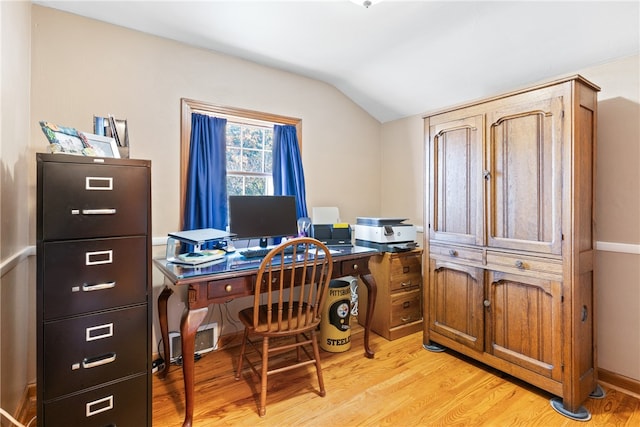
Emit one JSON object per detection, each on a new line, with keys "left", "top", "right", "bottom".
{"left": 228, "top": 195, "right": 298, "bottom": 248}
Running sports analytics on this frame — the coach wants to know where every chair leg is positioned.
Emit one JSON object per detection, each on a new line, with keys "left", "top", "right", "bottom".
{"left": 258, "top": 336, "right": 269, "bottom": 417}
{"left": 310, "top": 329, "right": 326, "bottom": 397}
{"left": 235, "top": 328, "right": 249, "bottom": 380}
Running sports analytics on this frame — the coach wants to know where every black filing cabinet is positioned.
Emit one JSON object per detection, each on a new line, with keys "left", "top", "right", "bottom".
{"left": 36, "top": 153, "right": 152, "bottom": 426}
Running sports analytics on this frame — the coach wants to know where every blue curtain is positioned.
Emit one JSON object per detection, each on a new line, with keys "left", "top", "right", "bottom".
{"left": 272, "top": 124, "right": 308, "bottom": 219}
{"left": 183, "top": 114, "right": 228, "bottom": 233}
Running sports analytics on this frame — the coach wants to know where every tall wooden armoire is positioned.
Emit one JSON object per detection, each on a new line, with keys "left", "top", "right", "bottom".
{"left": 423, "top": 75, "right": 601, "bottom": 420}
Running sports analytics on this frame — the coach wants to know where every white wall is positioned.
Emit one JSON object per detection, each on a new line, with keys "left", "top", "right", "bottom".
{"left": 580, "top": 55, "right": 640, "bottom": 381}
{"left": 0, "top": 0, "right": 34, "bottom": 422}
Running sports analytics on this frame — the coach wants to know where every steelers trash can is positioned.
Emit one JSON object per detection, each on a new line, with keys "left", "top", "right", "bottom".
{"left": 320, "top": 279, "right": 351, "bottom": 352}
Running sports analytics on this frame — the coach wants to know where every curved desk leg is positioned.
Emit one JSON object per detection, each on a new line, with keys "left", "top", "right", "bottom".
{"left": 181, "top": 306, "right": 208, "bottom": 427}
{"left": 157, "top": 286, "right": 173, "bottom": 379}
{"left": 358, "top": 273, "right": 377, "bottom": 359}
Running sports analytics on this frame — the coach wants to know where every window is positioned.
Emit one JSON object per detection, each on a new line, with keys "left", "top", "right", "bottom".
{"left": 226, "top": 122, "right": 273, "bottom": 196}
{"left": 180, "top": 98, "right": 301, "bottom": 226}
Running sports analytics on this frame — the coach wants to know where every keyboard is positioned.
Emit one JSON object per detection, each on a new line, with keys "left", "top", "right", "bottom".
{"left": 239, "top": 244, "right": 309, "bottom": 259}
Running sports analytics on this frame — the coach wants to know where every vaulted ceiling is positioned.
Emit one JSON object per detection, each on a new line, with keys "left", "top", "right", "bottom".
{"left": 33, "top": 1, "right": 640, "bottom": 122}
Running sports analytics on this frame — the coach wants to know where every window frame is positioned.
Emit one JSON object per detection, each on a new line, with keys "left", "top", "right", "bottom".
{"left": 180, "top": 98, "right": 302, "bottom": 229}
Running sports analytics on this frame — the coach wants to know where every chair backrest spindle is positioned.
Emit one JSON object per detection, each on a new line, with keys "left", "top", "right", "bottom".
{"left": 253, "top": 237, "right": 333, "bottom": 334}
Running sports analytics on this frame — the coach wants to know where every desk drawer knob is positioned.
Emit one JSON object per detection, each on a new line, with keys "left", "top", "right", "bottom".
{"left": 448, "top": 249, "right": 458, "bottom": 257}
{"left": 225, "top": 284, "right": 233, "bottom": 293}
{"left": 515, "top": 260, "right": 525, "bottom": 269}
{"left": 352, "top": 263, "right": 359, "bottom": 271}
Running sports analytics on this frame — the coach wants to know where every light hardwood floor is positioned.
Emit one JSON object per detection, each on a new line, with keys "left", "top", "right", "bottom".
{"left": 152, "top": 327, "right": 640, "bottom": 426}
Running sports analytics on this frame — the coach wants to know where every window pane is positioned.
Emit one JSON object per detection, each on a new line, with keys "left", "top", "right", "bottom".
{"left": 227, "top": 175, "right": 244, "bottom": 196}
{"left": 264, "top": 129, "right": 273, "bottom": 151}
{"left": 245, "top": 176, "right": 267, "bottom": 195}
{"left": 227, "top": 124, "right": 241, "bottom": 147}
{"left": 227, "top": 147, "right": 241, "bottom": 171}
{"left": 242, "top": 126, "right": 263, "bottom": 149}
{"left": 265, "top": 150, "right": 272, "bottom": 174}
{"left": 242, "top": 149, "right": 264, "bottom": 173}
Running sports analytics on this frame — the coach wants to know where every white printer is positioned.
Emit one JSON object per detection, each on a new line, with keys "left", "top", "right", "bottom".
{"left": 354, "top": 217, "right": 418, "bottom": 252}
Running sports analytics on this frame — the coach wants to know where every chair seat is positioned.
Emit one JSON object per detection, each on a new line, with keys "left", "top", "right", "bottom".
{"left": 238, "top": 302, "right": 319, "bottom": 335}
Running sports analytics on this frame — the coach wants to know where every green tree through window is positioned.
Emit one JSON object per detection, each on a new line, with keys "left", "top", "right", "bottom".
{"left": 226, "top": 123, "right": 273, "bottom": 196}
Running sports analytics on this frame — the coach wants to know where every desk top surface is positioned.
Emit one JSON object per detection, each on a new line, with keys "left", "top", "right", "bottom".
{"left": 154, "top": 245, "right": 378, "bottom": 283}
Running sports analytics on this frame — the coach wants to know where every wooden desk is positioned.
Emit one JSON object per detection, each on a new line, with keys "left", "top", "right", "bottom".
{"left": 154, "top": 245, "right": 379, "bottom": 427}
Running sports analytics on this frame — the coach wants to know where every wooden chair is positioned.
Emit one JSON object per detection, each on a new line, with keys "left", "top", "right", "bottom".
{"left": 235, "top": 237, "right": 334, "bottom": 416}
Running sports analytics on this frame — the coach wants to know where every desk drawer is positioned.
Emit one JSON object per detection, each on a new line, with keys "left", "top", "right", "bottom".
{"left": 43, "top": 373, "right": 148, "bottom": 427}
{"left": 41, "top": 161, "right": 149, "bottom": 240}
{"left": 43, "top": 305, "right": 148, "bottom": 400}
{"left": 207, "top": 276, "right": 252, "bottom": 300}
{"left": 43, "top": 236, "right": 147, "bottom": 320}
{"left": 390, "top": 289, "right": 422, "bottom": 327}
{"left": 338, "top": 257, "right": 370, "bottom": 277}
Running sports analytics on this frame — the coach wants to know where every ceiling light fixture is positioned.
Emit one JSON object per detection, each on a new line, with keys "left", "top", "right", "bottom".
{"left": 350, "top": 0, "right": 383, "bottom": 9}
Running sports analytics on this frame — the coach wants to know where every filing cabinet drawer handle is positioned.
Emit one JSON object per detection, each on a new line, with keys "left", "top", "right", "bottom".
{"left": 79, "top": 208, "right": 117, "bottom": 215}
{"left": 82, "top": 352, "right": 116, "bottom": 369}
{"left": 86, "top": 323, "right": 114, "bottom": 342}
{"left": 86, "top": 250, "right": 113, "bottom": 266}
{"left": 86, "top": 176, "right": 113, "bottom": 191}
{"left": 80, "top": 281, "right": 116, "bottom": 292}
{"left": 86, "top": 395, "right": 114, "bottom": 417}
{"left": 401, "top": 281, "right": 412, "bottom": 287}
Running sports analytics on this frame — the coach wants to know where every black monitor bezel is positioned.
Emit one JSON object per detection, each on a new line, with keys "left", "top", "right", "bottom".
{"left": 228, "top": 195, "right": 298, "bottom": 247}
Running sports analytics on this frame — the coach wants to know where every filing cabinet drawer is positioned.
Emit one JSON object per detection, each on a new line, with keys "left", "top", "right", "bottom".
{"left": 41, "top": 161, "right": 149, "bottom": 240}
{"left": 43, "top": 236, "right": 147, "bottom": 320}
{"left": 43, "top": 373, "right": 147, "bottom": 427}
{"left": 43, "top": 305, "right": 148, "bottom": 399}
{"left": 389, "top": 253, "right": 422, "bottom": 292}
{"left": 390, "top": 289, "right": 422, "bottom": 328}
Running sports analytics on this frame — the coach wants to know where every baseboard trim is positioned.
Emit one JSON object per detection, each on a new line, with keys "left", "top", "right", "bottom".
{"left": 598, "top": 368, "right": 640, "bottom": 398}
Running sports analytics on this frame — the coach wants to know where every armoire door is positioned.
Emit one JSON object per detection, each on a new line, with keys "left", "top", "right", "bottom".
{"left": 485, "top": 92, "right": 564, "bottom": 255}
{"left": 485, "top": 270, "right": 563, "bottom": 382}
{"left": 428, "top": 260, "right": 484, "bottom": 352}
{"left": 428, "top": 114, "right": 484, "bottom": 246}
